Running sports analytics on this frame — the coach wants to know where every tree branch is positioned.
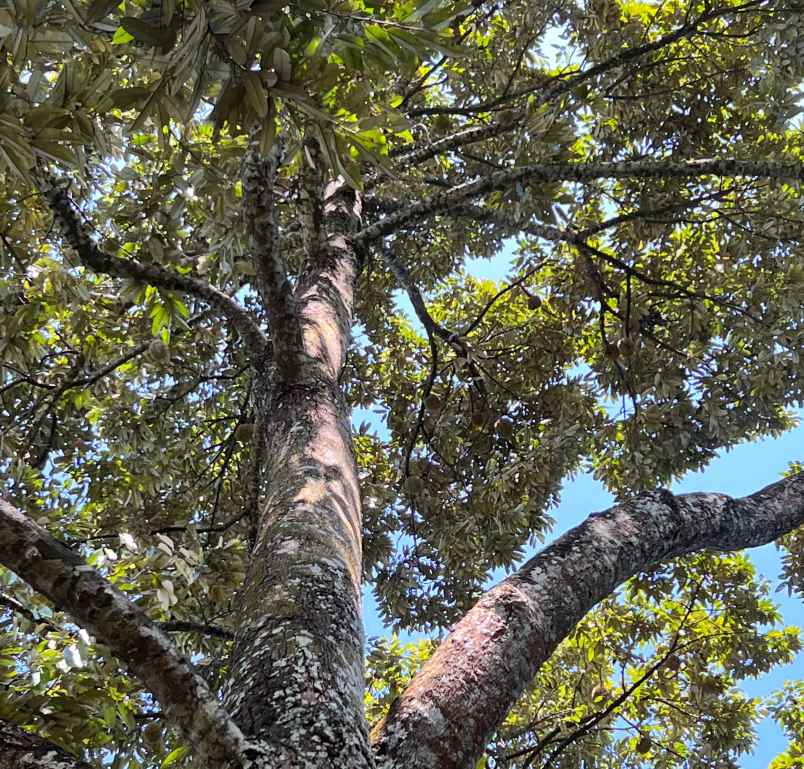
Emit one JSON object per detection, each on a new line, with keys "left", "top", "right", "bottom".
{"left": 378, "top": 115, "right": 521, "bottom": 185}
{"left": 533, "top": 583, "right": 703, "bottom": 769}
{"left": 299, "top": 130, "right": 325, "bottom": 263}
{"left": 447, "top": 202, "right": 761, "bottom": 325}
{"left": 357, "top": 158, "right": 804, "bottom": 243}
{"left": 382, "top": 245, "right": 461, "bottom": 343}
{"left": 69, "top": 507, "right": 251, "bottom": 544}
{"left": 405, "top": 0, "right": 768, "bottom": 119}
{"left": 242, "top": 137, "right": 301, "bottom": 375}
{"left": 447, "top": 195, "right": 724, "bottom": 243}
{"left": 0, "top": 717, "right": 94, "bottom": 769}
{"left": 0, "top": 498, "right": 259, "bottom": 769}
{"left": 158, "top": 620, "right": 234, "bottom": 640}
{"left": 382, "top": 244, "right": 486, "bottom": 392}
{"left": 371, "top": 471, "right": 804, "bottom": 769}
{"left": 18, "top": 313, "right": 210, "bottom": 471}
{"left": 387, "top": 0, "right": 772, "bottom": 172}
{"left": 42, "top": 178, "right": 268, "bottom": 364}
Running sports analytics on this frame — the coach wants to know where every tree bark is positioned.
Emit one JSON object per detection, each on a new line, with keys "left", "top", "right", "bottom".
{"left": 4, "top": 170, "right": 804, "bottom": 769}
{"left": 224, "top": 181, "right": 373, "bottom": 768}
{"left": 0, "top": 500, "right": 254, "bottom": 768}
{"left": 372, "top": 473, "right": 804, "bottom": 769}
{"left": 0, "top": 717, "right": 93, "bottom": 769}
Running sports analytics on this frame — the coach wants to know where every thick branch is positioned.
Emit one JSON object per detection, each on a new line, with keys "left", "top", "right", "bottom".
{"left": 299, "top": 131, "right": 325, "bottom": 263}
{"left": 357, "top": 158, "right": 804, "bottom": 243}
{"left": 383, "top": 115, "right": 521, "bottom": 177}
{"left": 242, "top": 138, "right": 301, "bottom": 375}
{"left": 371, "top": 471, "right": 804, "bottom": 769}
{"left": 0, "top": 499, "right": 258, "bottom": 769}
{"left": 159, "top": 620, "right": 234, "bottom": 640}
{"left": 42, "top": 180, "right": 268, "bottom": 363}
{"left": 0, "top": 717, "right": 94, "bottom": 769}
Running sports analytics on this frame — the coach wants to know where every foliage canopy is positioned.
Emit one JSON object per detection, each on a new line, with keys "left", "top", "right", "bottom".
{"left": 0, "top": 0, "right": 803, "bottom": 766}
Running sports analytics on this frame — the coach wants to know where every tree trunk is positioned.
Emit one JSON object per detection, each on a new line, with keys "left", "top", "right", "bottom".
{"left": 224, "top": 181, "right": 373, "bottom": 768}
{"left": 1, "top": 454, "right": 802, "bottom": 769}
{"left": 0, "top": 718, "right": 93, "bottom": 769}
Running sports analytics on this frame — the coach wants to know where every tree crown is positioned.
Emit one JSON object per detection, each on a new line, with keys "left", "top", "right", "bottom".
{"left": 0, "top": 0, "right": 803, "bottom": 765}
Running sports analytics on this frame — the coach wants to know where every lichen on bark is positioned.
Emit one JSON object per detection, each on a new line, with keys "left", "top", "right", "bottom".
{"left": 223, "top": 178, "right": 373, "bottom": 768}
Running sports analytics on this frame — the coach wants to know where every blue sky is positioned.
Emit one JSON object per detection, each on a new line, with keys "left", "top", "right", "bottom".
{"left": 360, "top": 247, "right": 803, "bottom": 764}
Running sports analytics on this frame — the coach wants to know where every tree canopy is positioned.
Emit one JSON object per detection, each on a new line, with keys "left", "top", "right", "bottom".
{"left": 0, "top": 0, "right": 803, "bottom": 767}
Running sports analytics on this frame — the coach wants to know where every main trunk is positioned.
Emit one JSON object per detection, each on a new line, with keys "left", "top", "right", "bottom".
{"left": 224, "top": 387, "right": 371, "bottom": 767}
{"left": 224, "top": 182, "right": 373, "bottom": 767}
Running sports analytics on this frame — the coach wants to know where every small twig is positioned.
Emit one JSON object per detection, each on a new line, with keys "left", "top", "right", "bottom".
{"left": 158, "top": 620, "right": 233, "bottom": 640}
{"left": 536, "top": 581, "right": 705, "bottom": 769}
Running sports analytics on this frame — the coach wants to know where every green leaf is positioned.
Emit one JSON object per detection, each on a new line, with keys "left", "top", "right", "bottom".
{"left": 405, "top": 0, "right": 444, "bottom": 22}
{"left": 112, "top": 26, "right": 134, "bottom": 44}
{"left": 161, "top": 746, "right": 189, "bottom": 767}
{"left": 31, "top": 140, "right": 77, "bottom": 165}
{"left": 150, "top": 303, "right": 172, "bottom": 336}
{"left": 120, "top": 17, "right": 176, "bottom": 49}
{"left": 86, "top": 0, "right": 118, "bottom": 22}
{"left": 244, "top": 72, "right": 268, "bottom": 119}
{"left": 108, "top": 87, "right": 153, "bottom": 109}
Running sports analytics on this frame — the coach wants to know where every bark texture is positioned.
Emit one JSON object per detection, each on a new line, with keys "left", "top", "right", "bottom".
{"left": 0, "top": 718, "right": 93, "bottom": 769}
{"left": 225, "top": 180, "right": 373, "bottom": 768}
{"left": 242, "top": 136, "right": 300, "bottom": 378}
{"left": 4, "top": 155, "right": 802, "bottom": 769}
{"left": 0, "top": 500, "right": 255, "bottom": 768}
{"left": 371, "top": 473, "right": 804, "bottom": 769}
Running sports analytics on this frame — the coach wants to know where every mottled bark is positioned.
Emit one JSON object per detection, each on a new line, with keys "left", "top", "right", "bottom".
{"left": 372, "top": 473, "right": 804, "bottom": 769}
{"left": 225, "top": 180, "right": 373, "bottom": 768}
{"left": 299, "top": 132, "right": 325, "bottom": 263}
{"left": 9, "top": 161, "right": 804, "bottom": 769}
{"left": 0, "top": 718, "right": 93, "bottom": 769}
{"left": 0, "top": 500, "right": 255, "bottom": 769}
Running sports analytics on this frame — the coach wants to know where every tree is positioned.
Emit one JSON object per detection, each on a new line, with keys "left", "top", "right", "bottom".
{"left": 0, "top": 0, "right": 803, "bottom": 767}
